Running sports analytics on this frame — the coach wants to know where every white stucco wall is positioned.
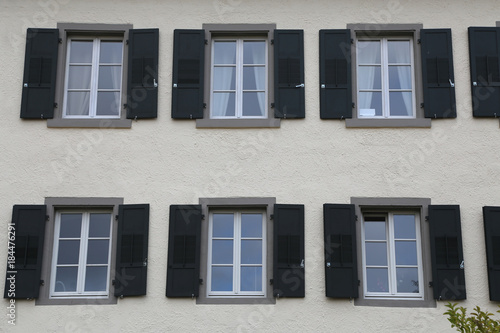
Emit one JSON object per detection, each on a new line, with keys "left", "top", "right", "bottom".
{"left": 0, "top": 0, "right": 499, "bottom": 332}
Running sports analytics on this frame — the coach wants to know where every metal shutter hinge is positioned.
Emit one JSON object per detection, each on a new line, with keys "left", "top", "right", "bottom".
{"left": 271, "top": 103, "right": 275, "bottom": 108}
{"left": 112, "top": 280, "right": 116, "bottom": 286}
{"left": 46, "top": 215, "right": 49, "bottom": 221}
{"left": 425, "top": 216, "right": 429, "bottom": 221}
{"left": 429, "top": 281, "right": 433, "bottom": 287}
{"left": 417, "top": 39, "right": 421, "bottom": 44}
{"left": 58, "top": 38, "right": 62, "bottom": 44}
{"left": 40, "top": 280, "right": 44, "bottom": 286}
{"left": 355, "top": 215, "right": 358, "bottom": 222}
{"left": 271, "top": 39, "right": 274, "bottom": 45}
{"left": 201, "top": 214, "right": 205, "bottom": 220}
{"left": 203, "top": 103, "right": 207, "bottom": 109}
{"left": 270, "top": 279, "right": 273, "bottom": 285}
{"left": 352, "top": 102, "right": 355, "bottom": 109}
{"left": 358, "top": 280, "right": 360, "bottom": 286}
{"left": 115, "top": 215, "right": 119, "bottom": 221}
{"left": 420, "top": 103, "right": 424, "bottom": 108}
{"left": 199, "top": 278, "right": 203, "bottom": 285}
{"left": 205, "top": 39, "right": 208, "bottom": 45}
{"left": 350, "top": 38, "right": 354, "bottom": 44}
{"left": 53, "top": 103, "right": 58, "bottom": 108}
{"left": 126, "top": 40, "right": 129, "bottom": 45}
{"left": 270, "top": 214, "right": 274, "bottom": 220}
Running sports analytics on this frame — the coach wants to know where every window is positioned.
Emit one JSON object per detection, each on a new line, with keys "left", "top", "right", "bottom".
{"left": 50, "top": 210, "right": 113, "bottom": 298}
{"left": 210, "top": 38, "right": 267, "bottom": 119}
{"left": 356, "top": 37, "right": 415, "bottom": 119}
{"left": 63, "top": 37, "right": 124, "bottom": 119}
{"left": 208, "top": 210, "right": 266, "bottom": 297}
{"left": 361, "top": 212, "right": 423, "bottom": 300}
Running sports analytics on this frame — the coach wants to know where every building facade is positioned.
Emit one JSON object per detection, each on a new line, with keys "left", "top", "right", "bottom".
{"left": 1, "top": 0, "right": 500, "bottom": 331}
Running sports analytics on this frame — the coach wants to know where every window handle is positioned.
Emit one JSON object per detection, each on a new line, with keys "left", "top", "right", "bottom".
{"left": 154, "top": 79, "right": 158, "bottom": 88}
{"left": 296, "top": 83, "right": 304, "bottom": 88}
{"left": 449, "top": 79, "right": 455, "bottom": 88}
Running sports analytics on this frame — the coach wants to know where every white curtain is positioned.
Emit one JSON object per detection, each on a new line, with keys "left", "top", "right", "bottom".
{"left": 390, "top": 41, "right": 412, "bottom": 116}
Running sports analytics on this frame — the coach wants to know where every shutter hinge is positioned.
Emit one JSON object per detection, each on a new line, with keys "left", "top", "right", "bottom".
{"left": 420, "top": 103, "right": 424, "bottom": 108}
{"left": 205, "top": 39, "right": 208, "bottom": 45}
{"left": 358, "top": 280, "right": 360, "bottom": 286}
{"left": 417, "top": 39, "right": 421, "bottom": 44}
{"left": 201, "top": 214, "right": 205, "bottom": 220}
{"left": 351, "top": 38, "right": 354, "bottom": 44}
{"left": 199, "top": 278, "right": 203, "bottom": 285}
{"left": 126, "top": 40, "right": 129, "bottom": 45}
{"left": 429, "top": 281, "right": 433, "bottom": 287}
{"left": 203, "top": 103, "right": 207, "bottom": 109}
{"left": 355, "top": 215, "right": 358, "bottom": 222}
{"left": 425, "top": 216, "right": 429, "bottom": 222}
{"left": 40, "top": 280, "right": 44, "bottom": 286}
{"left": 46, "top": 215, "right": 50, "bottom": 221}
{"left": 270, "top": 214, "right": 274, "bottom": 220}
{"left": 58, "top": 38, "right": 62, "bottom": 44}
{"left": 53, "top": 102, "right": 58, "bottom": 108}
{"left": 115, "top": 215, "right": 119, "bottom": 221}
{"left": 271, "top": 39, "right": 274, "bottom": 45}
{"left": 112, "top": 280, "right": 116, "bottom": 286}
{"left": 270, "top": 279, "right": 273, "bottom": 285}
{"left": 352, "top": 102, "right": 355, "bottom": 109}
{"left": 271, "top": 103, "right": 275, "bottom": 109}
{"left": 124, "top": 103, "right": 128, "bottom": 109}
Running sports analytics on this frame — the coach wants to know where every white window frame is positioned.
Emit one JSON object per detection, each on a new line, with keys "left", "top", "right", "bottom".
{"left": 356, "top": 36, "right": 416, "bottom": 119}
{"left": 210, "top": 36, "right": 268, "bottom": 119}
{"left": 49, "top": 210, "right": 113, "bottom": 299}
{"left": 62, "top": 36, "right": 124, "bottom": 119}
{"left": 207, "top": 209, "right": 266, "bottom": 298}
{"left": 361, "top": 211, "right": 424, "bottom": 300}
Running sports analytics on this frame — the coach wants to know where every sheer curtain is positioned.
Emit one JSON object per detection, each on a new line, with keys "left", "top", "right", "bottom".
{"left": 358, "top": 41, "right": 379, "bottom": 116}
{"left": 247, "top": 41, "right": 265, "bottom": 117}
{"left": 390, "top": 41, "right": 412, "bottom": 116}
{"left": 212, "top": 41, "right": 235, "bottom": 117}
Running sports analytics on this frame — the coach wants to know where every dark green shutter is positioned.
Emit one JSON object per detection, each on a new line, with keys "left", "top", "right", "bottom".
{"left": 274, "top": 30, "right": 305, "bottom": 119}
{"left": 428, "top": 205, "right": 466, "bottom": 300}
{"left": 483, "top": 206, "right": 500, "bottom": 301}
{"left": 171, "top": 30, "right": 205, "bottom": 119}
{"left": 127, "top": 29, "right": 159, "bottom": 119}
{"left": 4, "top": 205, "right": 46, "bottom": 299}
{"left": 468, "top": 27, "right": 500, "bottom": 117}
{"left": 319, "top": 30, "right": 352, "bottom": 119}
{"left": 273, "top": 204, "right": 305, "bottom": 297}
{"left": 421, "top": 29, "right": 457, "bottom": 118}
{"left": 323, "top": 204, "right": 358, "bottom": 298}
{"left": 166, "top": 205, "right": 202, "bottom": 297}
{"left": 114, "top": 204, "right": 149, "bottom": 297}
{"left": 20, "top": 28, "right": 59, "bottom": 119}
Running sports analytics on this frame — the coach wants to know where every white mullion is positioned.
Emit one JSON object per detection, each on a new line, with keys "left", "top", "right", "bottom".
{"left": 89, "top": 38, "right": 100, "bottom": 117}
{"left": 62, "top": 38, "right": 72, "bottom": 118}
{"left": 381, "top": 38, "right": 390, "bottom": 118}
{"left": 77, "top": 212, "right": 90, "bottom": 294}
{"left": 234, "top": 212, "right": 241, "bottom": 294}
{"left": 387, "top": 213, "right": 397, "bottom": 295}
{"left": 235, "top": 40, "right": 243, "bottom": 118}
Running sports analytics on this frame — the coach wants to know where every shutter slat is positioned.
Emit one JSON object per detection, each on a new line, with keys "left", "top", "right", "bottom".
{"left": 127, "top": 29, "right": 159, "bottom": 119}
{"left": 428, "top": 205, "right": 466, "bottom": 300}
{"left": 4, "top": 205, "right": 46, "bottom": 299}
{"left": 166, "top": 205, "right": 202, "bottom": 297}
{"left": 483, "top": 206, "right": 500, "bottom": 301}
{"left": 273, "top": 204, "right": 305, "bottom": 297}
{"left": 323, "top": 204, "right": 358, "bottom": 298}
{"left": 273, "top": 30, "right": 305, "bottom": 119}
{"left": 114, "top": 204, "right": 149, "bottom": 297}
{"left": 171, "top": 30, "right": 205, "bottom": 119}
{"left": 319, "top": 30, "right": 352, "bottom": 119}
{"left": 468, "top": 27, "right": 500, "bottom": 117}
{"left": 20, "top": 28, "right": 59, "bottom": 119}
{"left": 421, "top": 29, "right": 457, "bottom": 118}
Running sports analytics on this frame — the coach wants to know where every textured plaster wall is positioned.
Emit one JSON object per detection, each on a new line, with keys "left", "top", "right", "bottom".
{"left": 0, "top": 0, "right": 499, "bottom": 332}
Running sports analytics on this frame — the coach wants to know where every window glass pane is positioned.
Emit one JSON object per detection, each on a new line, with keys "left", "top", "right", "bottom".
{"left": 96, "top": 92, "right": 120, "bottom": 116}
{"left": 60, "top": 214, "right": 82, "bottom": 238}
{"left": 55, "top": 267, "right": 78, "bottom": 292}
{"left": 389, "top": 66, "right": 412, "bottom": 89}
{"left": 212, "top": 240, "right": 233, "bottom": 264}
{"left": 211, "top": 267, "right": 233, "bottom": 291}
{"left": 396, "top": 267, "right": 419, "bottom": 293}
{"left": 358, "top": 66, "right": 381, "bottom": 90}
{"left": 358, "top": 41, "right": 381, "bottom": 64}
{"left": 99, "top": 41, "right": 123, "bottom": 64}
{"left": 89, "top": 213, "right": 111, "bottom": 238}
{"left": 358, "top": 92, "right": 382, "bottom": 117}
{"left": 388, "top": 40, "right": 411, "bottom": 64}
{"left": 84, "top": 266, "right": 108, "bottom": 292}
{"left": 365, "top": 242, "right": 387, "bottom": 266}
{"left": 214, "top": 41, "right": 236, "bottom": 64}
{"left": 68, "top": 66, "right": 91, "bottom": 89}
{"left": 243, "top": 41, "right": 265, "bottom": 64}
{"left": 57, "top": 240, "right": 80, "bottom": 264}
{"left": 212, "top": 214, "right": 234, "bottom": 237}
{"left": 389, "top": 91, "right": 412, "bottom": 116}
{"left": 66, "top": 92, "right": 90, "bottom": 116}
{"left": 241, "top": 267, "right": 262, "bottom": 291}
{"left": 86, "top": 240, "right": 110, "bottom": 264}
{"left": 395, "top": 241, "right": 418, "bottom": 265}
{"left": 98, "top": 66, "right": 122, "bottom": 89}
{"left": 366, "top": 268, "right": 388, "bottom": 292}
{"left": 242, "top": 92, "right": 265, "bottom": 117}
{"left": 241, "top": 214, "right": 262, "bottom": 238}
{"left": 364, "top": 221, "right": 386, "bottom": 240}
{"left": 241, "top": 240, "right": 262, "bottom": 264}
{"left": 69, "top": 41, "right": 93, "bottom": 63}
{"left": 243, "top": 67, "right": 266, "bottom": 90}
{"left": 394, "top": 215, "right": 416, "bottom": 239}
{"left": 212, "top": 92, "right": 236, "bottom": 117}
{"left": 213, "top": 67, "right": 236, "bottom": 90}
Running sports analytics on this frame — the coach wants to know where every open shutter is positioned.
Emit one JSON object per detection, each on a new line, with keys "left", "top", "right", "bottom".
{"left": 468, "top": 27, "right": 500, "bottom": 117}
{"left": 166, "top": 205, "right": 202, "bottom": 297}
{"left": 273, "top": 204, "right": 304, "bottom": 297}
{"left": 421, "top": 29, "right": 456, "bottom": 118}
{"left": 114, "top": 204, "right": 149, "bottom": 297}
{"left": 319, "top": 30, "right": 352, "bottom": 119}
{"left": 127, "top": 29, "right": 159, "bottom": 119}
{"left": 171, "top": 29, "right": 205, "bottom": 119}
{"left": 323, "top": 204, "right": 358, "bottom": 298}
{"left": 428, "top": 205, "right": 466, "bottom": 300}
{"left": 4, "top": 205, "right": 46, "bottom": 299}
{"left": 483, "top": 206, "right": 500, "bottom": 301}
{"left": 20, "top": 28, "right": 59, "bottom": 119}
{"left": 274, "top": 30, "right": 305, "bottom": 119}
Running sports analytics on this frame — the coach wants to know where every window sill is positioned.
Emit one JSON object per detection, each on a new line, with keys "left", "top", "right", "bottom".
{"left": 196, "top": 118, "right": 280, "bottom": 128}
{"left": 354, "top": 297, "right": 436, "bottom": 308}
{"left": 196, "top": 297, "right": 275, "bottom": 305}
{"left": 345, "top": 118, "right": 431, "bottom": 128}
{"left": 36, "top": 296, "right": 117, "bottom": 305}
{"left": 47, "top": 118, "right": 132, "bottom": 128}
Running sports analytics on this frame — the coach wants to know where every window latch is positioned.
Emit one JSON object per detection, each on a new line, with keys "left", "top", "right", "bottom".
{"left": 449, "top": 79, "right": 455, "bottom": 88}
{"left": 296, "top": 83, "right": 304, "bottom": 88}
{"left": 154, "top": 78, "right": 158, "bottom": 88}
